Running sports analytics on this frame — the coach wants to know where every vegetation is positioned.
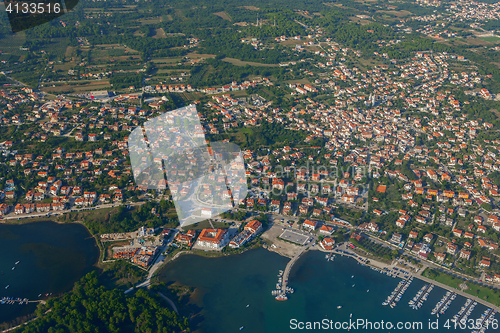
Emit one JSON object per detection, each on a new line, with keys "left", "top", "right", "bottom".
{"left": 424, "top": 268, "right": 500, "bottom": 307}
{"left": 14, "top": 271, "right": 189, "bottom": 333}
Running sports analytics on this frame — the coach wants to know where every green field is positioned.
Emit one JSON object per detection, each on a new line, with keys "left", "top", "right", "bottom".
{"left": 423, "top": 268, "right": 500, "bottom": 306}
{"left": 480, "top": 36, "right": 500, "bottom": 43}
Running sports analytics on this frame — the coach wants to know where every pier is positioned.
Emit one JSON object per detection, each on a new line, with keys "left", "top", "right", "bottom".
{"left": 280, "top": 246, "right": 310, "bottom": 295}
{"left": 409, "top": 283, "right": 433, "bottom": 310}
{"left": 415, "top": 274, "right": 500, "bottom": 314}
{"left": 452, "top": 299, "right": 477, "bottom": 323}
{"left": 471, "top": 308, "right": 497, "bottom": 333}
{"left": 0, "top": 297, "right": 45, "bottom": 305}
{"left": 431, "top": 291, "right": 456, "bottom": 316}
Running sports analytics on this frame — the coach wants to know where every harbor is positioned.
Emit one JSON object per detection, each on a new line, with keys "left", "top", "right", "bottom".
{"left": 452, "top": 299, "right": 477, "bottom": 323}
{"left": 431, "top": 291, "right": 456, "bottom": 316}
{"left": 158, "top": 247, "right": 500, "bottom": 333}
{"left": 382, "top": 277, "right": 413, "bottom": 308}
{"left": 471, "top": 308, "right": 497, "bottom": 333}
{"left": 409, "top": 283, "right": 434, "bottom": 310}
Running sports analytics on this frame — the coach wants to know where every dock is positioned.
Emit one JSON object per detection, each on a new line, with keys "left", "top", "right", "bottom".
{"left": 0, "top": 297, "right": 45, "bottom": 305}
{"left": 280, "top": 246, "right": 309, "bottom": 295}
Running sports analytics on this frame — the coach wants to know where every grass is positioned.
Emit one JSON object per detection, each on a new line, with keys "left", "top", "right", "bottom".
{"left": 481, "top": 36, "right": 500, "bottom": 43}
{"left": 186, "top": 220, "right": 231, "bottom": 231}
{"left": 423, "top": 268, "right": 500, "bottom": 306}
{"left": 222, "top": 58, "right": 278, "bottom": 67}
{"left": 213, "top": 11, "right": 232, "bottom": 21}
{"left": 153, "top": 28, "right": 167, "bottom": 39}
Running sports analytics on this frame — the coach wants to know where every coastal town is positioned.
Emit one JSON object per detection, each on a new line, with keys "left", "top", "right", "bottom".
{"left": 3, "top": 0, "right": 500, "bottom": 329}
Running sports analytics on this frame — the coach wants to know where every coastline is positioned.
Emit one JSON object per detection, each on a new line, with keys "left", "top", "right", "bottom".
{"left": 11, "top": 217, "right": 500, "bottom": 316}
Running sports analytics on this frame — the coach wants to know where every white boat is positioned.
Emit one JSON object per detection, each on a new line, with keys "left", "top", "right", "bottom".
{"left": 15, "top": 261, "right": 19, "bottom": 265}
{"left": 12, "top": 267, "right": 15, "bottom": 270}
{"left": 246, "top": 304, "right": 250, "bottom": 308}
{"left": 337, "top": 305, "right": 342, "bottom": 309}
{"left": 240, "top": 326, "right": 244, "bottom": 330}
{"left": 5, "top": 285, "right": 9, "bottom": 289}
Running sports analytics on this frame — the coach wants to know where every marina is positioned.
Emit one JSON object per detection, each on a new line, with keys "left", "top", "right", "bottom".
{"left": 409, "top": 283, "right": 434, "bottom": 310}
{"left": 382, "top": 277, "right": 413, "bottom": 308}
{"left": 452, "top": 299, "right": 477, "bottom": 324}
{"left": 1, "top": 297, "right": 30, "bottom": 305}
{"left": 431, "top": 291, "right": 456, "bottom": 316}
{"left": 159, "top": 248, "right": 500, "bottom": 333}
{"left": 271, "top": 270, "right": 293, "bottom": 300}
{"left": 471, "top": 309, "right": 497, "bottom": 333}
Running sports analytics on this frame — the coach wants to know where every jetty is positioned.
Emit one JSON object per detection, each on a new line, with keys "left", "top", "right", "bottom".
{"left": 431, "top": 291, "right": 456, "bottom": 316}
{"left": 414, "top": 273, "right": 500, "bottom": 314}
{"left": 382, "top": 277, "right": 413, "bottom": 308}
{"left": 280, "top": 246, "right": 308, "bottom": 295}
{"left": 471, "top": 308, "right": 497, "bottom": 333}
{"left": 409, "top": 283, "right": 434, "bottom": 310}
{"left": 0, "top": 297, "right": 45, "bottom": 305}
{"left": 452, "top": 299, "right": 477, "bottom": 324}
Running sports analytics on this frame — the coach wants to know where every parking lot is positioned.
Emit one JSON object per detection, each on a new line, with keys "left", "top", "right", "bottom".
{"left": 279, "top": 229, "right": 309, "bottom": 245}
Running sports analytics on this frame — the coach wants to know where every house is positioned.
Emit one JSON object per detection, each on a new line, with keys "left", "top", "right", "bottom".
{"left": 175, "top": 230, "right": 197, "bottom": 246}
{"left": 459, "top": 249, "right": 471, "bottom": 260}
{"left": 319, "top": 224, "right": 334, "bottom": 235}
{"left": 303, "top": 219, "right": 318, "bottom": 231}
{"left": 229, "top": 220, "right": 262, "bottom": 249}
{"left": 14, "top": 204, "right": 24, "bottom": 215}
{"left": 0, "top": 204, "right": 10, "bottom": 215}
{"left": 359, "top": 222, "right": 379, "bottom": 233}
{"left": 480, "top": 258, "right": 491, "bottom": 268}
{"left": 409, "top": 231, "right": 418, "bottom": 239}
{"left": 447, "top": 243, "right": 458, "bottom": 255}
{"left": 435, "top": 252, "right": 446, "bottom": 262}
{"left": 319, "top": 237, "right": 335, "bottom": 250}
{"left": 423, "top": 234, "right": 433, "bottom": 243}
{"left": 390, "top": 233, "right": 403, "bottom": 243}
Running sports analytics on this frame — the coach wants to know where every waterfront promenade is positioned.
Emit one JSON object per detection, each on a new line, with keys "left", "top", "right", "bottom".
{"left": 330, "top": 244, "right": 500, "bottom": 313}
{"left": 415, "top": 272, "right": 500, "bottom": 313}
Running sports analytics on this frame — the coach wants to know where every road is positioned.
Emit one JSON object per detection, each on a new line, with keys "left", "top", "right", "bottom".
{"left": 125, "top": 230, "right": 179, "bottom": 293}
{"left": 1, "top": 201, "right": 144, "bottom": 221}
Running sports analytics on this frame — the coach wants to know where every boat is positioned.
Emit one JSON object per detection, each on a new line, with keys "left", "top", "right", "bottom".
{"left": 337, "top": 305, "right": 342, "bottom": 309}
{"left": 12, "top": 267, "right": 15, "bottom": 270}
{"left": 246, "top": 304, "right": 250, "bottom": 308}
{"left": 350, "top": 313, "right": 352, "bottom": 318}
{"left": 240, "top": 326, "right": 244, "bottom": 330}
{"left": 367, "top": 290, "right": 369, "bottom": 292}
{"left": 275, "top": 294, "right": 288, "bottom": 301}
{"left": 15, "top": 261, "right": 19, "bottom": 265}
{"left": 352, "top": 284, "right": 355, "bottom": 287}
{"left": 5, "top": 285, "right": 9, "bottom": 289}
